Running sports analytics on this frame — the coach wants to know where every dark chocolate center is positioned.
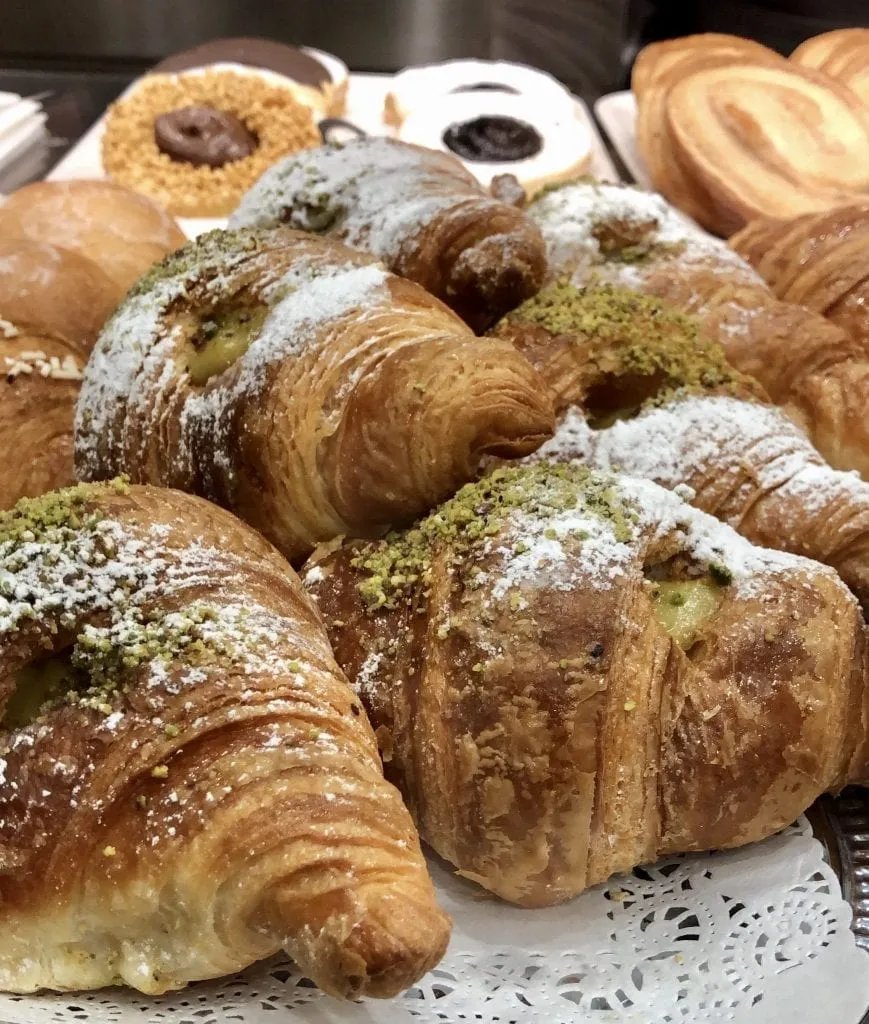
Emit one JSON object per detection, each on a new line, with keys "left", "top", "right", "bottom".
{"left": 442, "top": 115, "right": 542, "bottom": 163}
{"left": 154, "top": 106, "right": 258, "bottom": 168}
{"left": 450, "top": 82, "right": 521, "bottom": 94}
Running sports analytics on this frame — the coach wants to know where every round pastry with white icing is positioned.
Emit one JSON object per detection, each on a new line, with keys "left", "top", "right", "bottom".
{"left": 385, "top": 59, "right": 576, "bottom": 127}
{"left": 397, "top": 92, "right": 591, "bottom": 198}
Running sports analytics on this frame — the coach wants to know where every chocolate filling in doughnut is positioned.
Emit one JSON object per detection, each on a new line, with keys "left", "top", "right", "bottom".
{"left": 442, "top": 115, "right": 542, "bottom": 163}
{"left": 155, "top": 106, "right": 258, "bottom": 167}
{"left": 450, "top": 83, "right": 521, "bottom": 94}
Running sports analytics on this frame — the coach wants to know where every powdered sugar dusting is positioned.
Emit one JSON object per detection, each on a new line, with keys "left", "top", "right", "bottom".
{"left": 529, "top": 181, "right": 760, "bottom": 287}
{"left": 75, "top": 230, "right": 390, "bottom": 482}
{"left": 231, "top": 137, "right": 484, "bottom": 264}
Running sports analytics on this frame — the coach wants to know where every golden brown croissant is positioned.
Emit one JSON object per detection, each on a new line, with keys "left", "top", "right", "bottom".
{"left": 304, "top": 463, "right": 869, "bottom": 907}
{"left": 791, "top": 27, "right": 869, "bottom": 105}
{"left": 0, "top": 238, "right": 119, "bottom": 509}
{"left": 74, "top": 227, "right": 553, "bottom": 562}
{"left": 230, "top": 137, "right": 548, "bottom": 329}
{"left": 730, "top": 203, "right": 869, "bottom": 351}
{"left": 0, "top": 480, "right": 449, "bottom": 997}
{"left": 493, "top": 280, "right": 869, "bottom": 612}
{"left": 527, "top": 180, "right": 869, "bottom": 479}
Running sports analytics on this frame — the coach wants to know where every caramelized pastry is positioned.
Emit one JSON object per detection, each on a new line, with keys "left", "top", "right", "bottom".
{"left": 0, "top": 480, "right": 449, "bottom": 996}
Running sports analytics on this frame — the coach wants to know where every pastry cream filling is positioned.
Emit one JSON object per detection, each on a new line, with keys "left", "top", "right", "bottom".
{"left": 4, "top": 653, "right": 81, "bottom": 728}
{"left": 651, "top": 579, "right": 724, "bottom": 649}
{"left": 186, "top": 305, "right": 269, "bottom": 385}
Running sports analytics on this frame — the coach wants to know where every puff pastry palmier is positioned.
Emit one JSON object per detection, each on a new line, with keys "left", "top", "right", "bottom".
{"left": 0, "top": 238, "right": 118, "bottom": 509}
{"left": 665, "top": 63, "right": 869, "bottom": 235}
{"left": 230, "top": 137, "right": 548, "bottom": 329}
{"left": 791, "top": 28, "right": 869, "bottom": 104}
{"left": 75, "top": 228, "right": 553, "bottom": 561}
{"left": 633, "top": 40, "right": 785, "bottom": 228}
{"left": 0, "top": 480, "right": 449, "bottom": 997}
{"left": 494, "top": 280, "right": 869, "bottom": 612}
{"left": 527, "top": 180, "right": 869, "bottom": 479}
{"left": 631, "top": 32, "right": 781, "bottom": 101}
{"left": 305, "top": 464, "right": 869, "bottom": 906}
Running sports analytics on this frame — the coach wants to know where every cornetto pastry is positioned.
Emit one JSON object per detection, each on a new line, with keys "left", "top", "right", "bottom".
{"left": 231, "top": 137, "right": 549, "bottom": 329}
{"left": 0, "top": 238, "right": 118, "bottom": 509}
{"left": 527, "top": 180, "right": 869, "bottom": 480}
{"left": 384, "top": 58, "right": 576, "bottom": 128}
{"left": 0, "top": 179, "right": 186, "bottom": 300}
{"left": 74, "top": 228, "right": 554, "bottom": 562}
{"left": 664, "top": 62, "right": 869, "bottom": 235}
{"left": 633, "top": 37, "right": 785, "bottom": 229}
{"left": 731, "top": 203, "right": 869, "bottom": 352}
{"left": 791, "top": 27, "right": 869, "bottom": 105}
{"left": 494, "top": 280, "right": 869, "bottom": 612}
{"left": 396, "top": 91, "right": 591, "bottom": 199}
{"left": 101, "top": 68, "right": 320, "bottom": 217}
{"left": 152, "top": 37, "right": 349, "bottom": 117}
{"left": 305, "top": 462, "right": 869, "bottom": 906}
{"left": 0, "top": 480, "right": 450, "bottom": 996}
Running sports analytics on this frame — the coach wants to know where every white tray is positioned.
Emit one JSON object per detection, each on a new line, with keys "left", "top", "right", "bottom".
{"left": 47, "top": 72, "right": 620, "bottom": 238}
{"left": 594, "top": 89, "right": 649, "bottom": 186}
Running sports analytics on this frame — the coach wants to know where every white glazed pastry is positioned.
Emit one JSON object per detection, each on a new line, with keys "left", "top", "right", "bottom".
{"left": 397, "top": 92, "right": 591, "bottom": 198}
{"left": 385, "top": 58, "right": 577, "bottom": 126}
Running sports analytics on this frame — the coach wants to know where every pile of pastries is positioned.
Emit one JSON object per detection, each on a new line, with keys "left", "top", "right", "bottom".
{"left": 3, "top": 53, "right": 869, "bottom": 1010}
{"left": 633, "top": 27, "right": 869, "bottom": 236}
{"left": 98, "top": 44, "right": 593, "bottom": 218}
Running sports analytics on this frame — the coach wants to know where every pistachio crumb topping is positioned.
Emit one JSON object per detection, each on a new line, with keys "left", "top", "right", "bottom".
{"left": 503, "top": 281, "right": 753, "bottom": 408}
{"left": 349, "top": 463, "right": 637, "bottom": 611}
{"left": 0, "top": 478, "right": 129, "bottom": 547}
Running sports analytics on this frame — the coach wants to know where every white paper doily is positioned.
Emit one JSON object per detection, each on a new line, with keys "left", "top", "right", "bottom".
{"left": 2, "top": 818, "right": 867, "bottom": 1024}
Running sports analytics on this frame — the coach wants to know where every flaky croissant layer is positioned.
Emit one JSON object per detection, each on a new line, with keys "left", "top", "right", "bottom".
{"left": 230, "top": 137, "right": 548, "bottom": 329}
{"left": 74, "top": 227, "right": 553, "bottom": 562}
{"left": 305, "top": 464, "right": 869, "bottom": 907}
{"left": 0, "top": 482, "right": 449, "bottom": 997}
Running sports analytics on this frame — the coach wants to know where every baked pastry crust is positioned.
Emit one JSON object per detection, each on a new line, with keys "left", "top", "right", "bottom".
{"left": 791, "top": 27, "right": 869, "bottom": 104}
{"left": 0, "top": 238, "right": 118, "bottom": 509}
{"left": 305, "top": 464, "right": 869, "bottom": 906}
{"left": 0, "top": 180, "right": 186, "bottom": 299}
{"left": 493, "top": 279, "right": 869, "bottom": 612}
{"left": 0, "top": 480, "right": 449, "bottom": 997}
{"left": 527, "top": 181, "right": 869, "bottom": 479}
{"left": 664, "top": 62, "right": 869, "bottom": 235}
{"left": 75, "top": 227, "right": 553, "bottom": 562}
{"left": 230, "top": 137, "right": 548, "bottom": 330}
{"left": 731, "top": 203, "right": 869, "bottom": 353}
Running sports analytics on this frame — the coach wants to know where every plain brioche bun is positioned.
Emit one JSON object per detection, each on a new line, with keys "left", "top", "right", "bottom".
{"left": 0, "top": 179, "right": 186, "bottom": 300}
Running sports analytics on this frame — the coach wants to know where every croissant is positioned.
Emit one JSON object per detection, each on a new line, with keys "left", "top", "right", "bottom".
{"left": 74, "top": 227, "right": 553, "bottom": 562}
{"left": 230, "top": 137, "right": 548, "bottom": 329}
{"left": 730, "top": 203, "right": 869, "bottom": 351}
{"left": 527, "top": 180, "right": 869, "bottom": 479}
{"left": 0, "top": 479, "right": 449, "bottom": 997}
{"left": 0, "top": 238, "right": 119, "bottom": 509}
{"left": 493, "top": 280, "right": 869, "bottom": 611}
{"left": 304, "top": 463, "right": 869, "bottom": 907}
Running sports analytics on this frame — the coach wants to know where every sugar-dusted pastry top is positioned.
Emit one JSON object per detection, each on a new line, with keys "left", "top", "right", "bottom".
{"left": 75, "top": 227, "right": 390, "bottom": 486}
{"left": 231, "top": 137, "right": 483, "bottom": 262}
{"left": 527, "top": 180, "right": 759, "bottom": 286}
{"left": 338, "top": 462, "right": 824, "bottom": 614}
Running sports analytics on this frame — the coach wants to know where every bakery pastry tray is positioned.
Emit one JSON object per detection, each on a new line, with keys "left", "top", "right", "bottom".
{"left": 593, "top": 90, "right": 648, "bottom": 186}
{"left": 44, "top": 72, "right": 619, "bottom": 238}
{"left": 5, "top": 66, "right": 869, "bottom": 1024}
